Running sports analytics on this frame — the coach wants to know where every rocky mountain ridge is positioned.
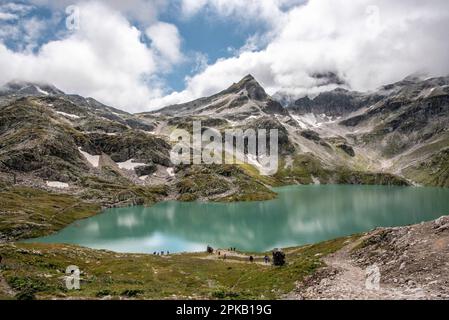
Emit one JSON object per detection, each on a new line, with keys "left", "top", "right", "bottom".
{"left": 150, "top": 74, "right": 287, "bottom": 119}
{"left": 0, "top": 74, "right": 448, "bottom": 211}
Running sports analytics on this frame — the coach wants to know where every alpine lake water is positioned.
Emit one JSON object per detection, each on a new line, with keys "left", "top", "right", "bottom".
{"left": 27, "top": 185, "right": 449, "bottom": 254}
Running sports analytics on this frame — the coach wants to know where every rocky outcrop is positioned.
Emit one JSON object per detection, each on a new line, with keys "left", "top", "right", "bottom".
{"left": 81, "top": 132, "right": 171, "bottom": 165}
{"left": 337, "top": 144, "right": 355, "bottom": 157}
{"left": 242, "top": 116, "right": 295, "bottom": 155}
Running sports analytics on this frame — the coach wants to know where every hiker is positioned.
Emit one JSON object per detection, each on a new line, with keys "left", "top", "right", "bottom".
{"left": 218, "top": 251, "right": 221, "bottom": 256}
{"left": 223, "top": 254, "right": 226, "bottom": 260}
{"left": 264, "top": 255, "right": 270, "bottom": 264}
{"left": 249, "top": 256, "right": 254, "bottom": 263}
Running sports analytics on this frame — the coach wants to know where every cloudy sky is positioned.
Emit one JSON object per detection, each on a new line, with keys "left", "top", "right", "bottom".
{"left": 1, "top": 0, "right": 448, "bottom": 112}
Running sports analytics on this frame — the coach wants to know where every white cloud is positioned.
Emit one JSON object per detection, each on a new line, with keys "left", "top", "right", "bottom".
{"left": 0, "top": 1, "right": 162, "bottom": 112}
{"left": 0, "top": 24, "right": 19, "bottom": 41}
{"left": 2, "top": 0, "right": 449, "bottom": 113}
{"left": 146, "top": 21, "right": 183, "bottom": 65}
{"left": 181, "top": 0, "right": 208, "bottom": 17}
{"left": 0, "top": 2, "right": 58, "bottom": 52}
{"left": 27, "top": 0, "right": 168, "bottom": 25}
{"left": 0, "top": 12, "right": 18, "bottom": 21}
{"left": 180, "top": 0, "right": 303, "bottom": 26}
{"left": 21, "top": 17, "right": 47, "bottom": 52}
{"left": 0, "top": 2, "right": 33, "bottom": 39}
{"left": 0, "top": 2, "right": 32, "bottom": 18}
{"left": 153, "top": 0, "right": 449, "bottom": 108}
{"left": 0, "top": 2, "right": 34, "bottom": 15}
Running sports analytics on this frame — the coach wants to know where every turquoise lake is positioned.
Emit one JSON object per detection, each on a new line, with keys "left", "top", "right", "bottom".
{"left": 28, "top": 185, "right": 449, "bottom": 253}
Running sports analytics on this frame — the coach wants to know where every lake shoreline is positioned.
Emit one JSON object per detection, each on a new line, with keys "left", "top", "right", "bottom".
{"left": 2, "top": 182, "right": 448, "bottom": 244}
{"left": 24, "top": 184, "right": 449, "bottom": 255}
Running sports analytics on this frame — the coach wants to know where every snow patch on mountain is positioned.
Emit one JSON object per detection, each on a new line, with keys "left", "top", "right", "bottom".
{"left": 166, "top": 168, "right": 175, "bottom": 177}
{"left": 291, "top": 113, "right": 321, "bottom": 129}
{"left": 78, "top": 147, "right": 100, "bottom": 168}
{"left": 35, "top": 86, "right": 49, "bottom": 96}
{"left": 46, "top": 181, "right": 69, "bottom": 189}
{"left": 117, "top": 159, "right": 146, "bottom": 170}
{"left": 56, "top": 111, "right": 80, "bottom": 119}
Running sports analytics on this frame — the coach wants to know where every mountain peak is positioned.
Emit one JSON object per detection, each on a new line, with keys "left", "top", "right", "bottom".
{"left": 241, "top": 74, "right": 255, "bottom": 81}
{"left": 237, "top": 74, "right": 259, "bottom": 87}
{"left": 226, "top": 74, "right": 268, "bottom": 101}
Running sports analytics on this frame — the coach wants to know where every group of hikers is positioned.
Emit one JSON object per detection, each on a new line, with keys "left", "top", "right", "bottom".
{"left": 206, "top": 245, "right": 281, "bottom": 265}
{"left": 153, "top": 251, "right": 169, "bottom": 255}
{"left": 249, "top": 255, "right": 271, "bottom": 264}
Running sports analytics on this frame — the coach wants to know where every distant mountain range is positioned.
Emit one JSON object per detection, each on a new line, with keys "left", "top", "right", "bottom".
{"left": 1, "top": 73, "right": 448, "bottom": 212}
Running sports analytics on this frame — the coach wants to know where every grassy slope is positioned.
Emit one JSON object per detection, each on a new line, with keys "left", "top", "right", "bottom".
{"left": 0, "top": 187, "right": 100, "bottom": 241}
{"left": 273, "top": 154, "right": 410, "bottom": 186}
{"left": 0, "top": 185, "right": 174, "bottom": 241}
{"left": 175, "top": 164, "right": 277, "bottom": 202}
{"left": 402, "top": 148, "right": 449, "bottom": 187}
{"left": 0, "top": 235, "right": 359, "bottom": 300}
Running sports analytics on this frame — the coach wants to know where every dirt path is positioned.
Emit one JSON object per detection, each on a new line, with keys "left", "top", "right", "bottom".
{"left": 307, "top": 240, "right": 402, "bottom": 299}
{"left": 288, "top": 238, "right": 427, "bottom": 300}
